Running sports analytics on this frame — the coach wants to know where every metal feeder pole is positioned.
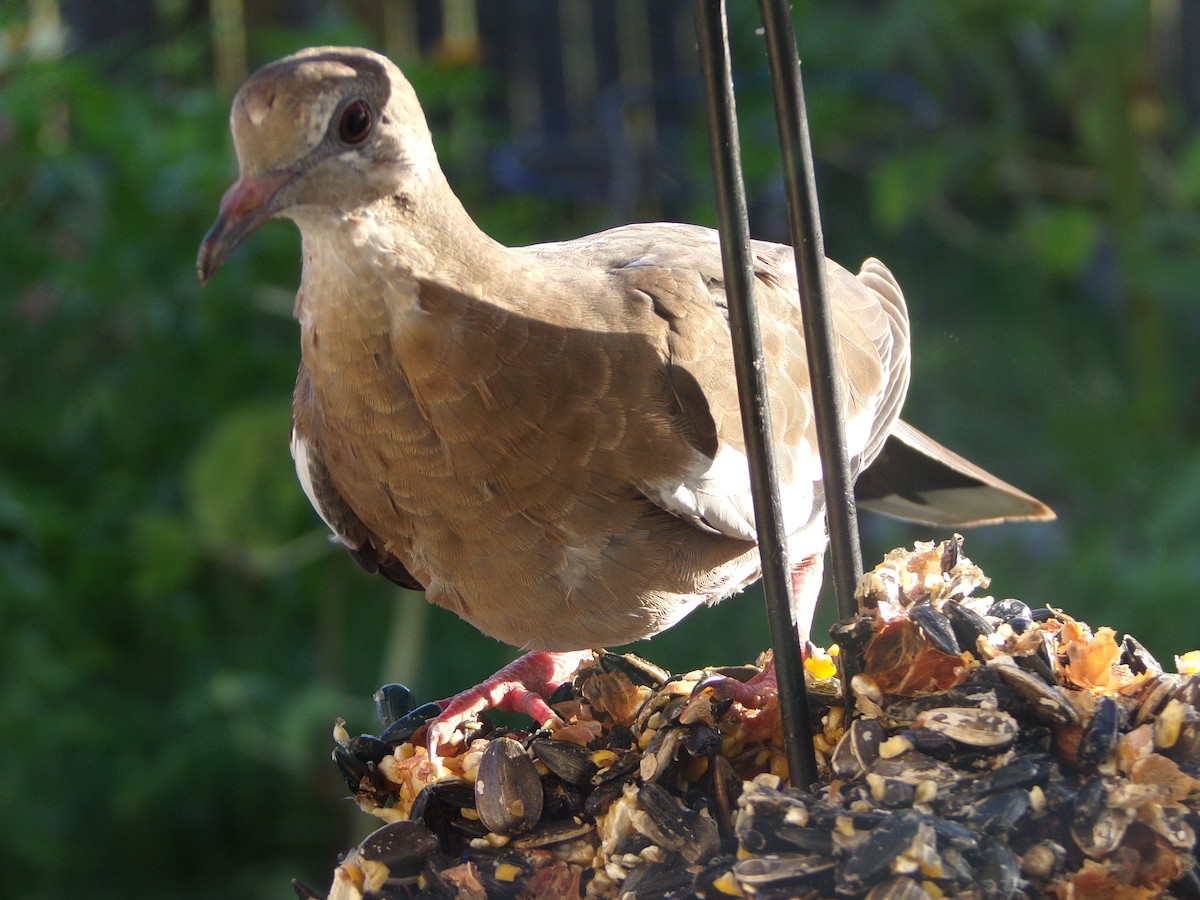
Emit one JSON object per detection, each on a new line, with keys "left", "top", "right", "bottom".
{"left": 693, "top": 0, "right": 817, "bottom": 789}
{"left": 695, "top": 0, "right": 870, "bottom": 784}
{"left": 756, "top": 0, "right": 865, "bottom": 686}
{"left": 756, "top": 0, "right": 864, "bottom": 618}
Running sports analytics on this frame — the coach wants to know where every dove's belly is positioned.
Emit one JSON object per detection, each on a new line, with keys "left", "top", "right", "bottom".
{"left": 406, "top": 495, "right": 762, "bottom": 650}
{"left": 326, "top": 409, "right": 762, "bottom": 649}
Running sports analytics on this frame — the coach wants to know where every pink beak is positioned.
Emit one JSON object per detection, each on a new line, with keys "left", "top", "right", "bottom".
{"left": 197, "top": 171, "right": 294, "bottom": 283}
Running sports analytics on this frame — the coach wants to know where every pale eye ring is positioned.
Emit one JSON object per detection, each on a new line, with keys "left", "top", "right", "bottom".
{"left": 337, "top": 99, "right": 373, "bottom": 144}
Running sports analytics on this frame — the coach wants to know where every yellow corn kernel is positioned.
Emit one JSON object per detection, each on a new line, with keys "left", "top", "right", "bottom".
{"left": 495, "top": 862, "right": 521, "bottom": 882}
{"left": 770, "top": 752, "right": 789, "bottom": 780}
{"left": 879, "top": 734, "right": 914, "bottom": 759}
{"left": 914, "top": 780, "right": 938, "bottom": 805}
{"left": 1028, "top": 784, "right": 1046, "bottom": 814}
{"left": 1157, "top": 699, "right": 1184, "bottom": 749}
{"left": 721, "top": 730, "right": 746, "bottom": 758}
{"left": 360, "top": 857, "right": 389, "bottom": 893}
{"left": 637, "top": 728, "right": 656, "bottom": 751}
{"left": 591, "top": 749, "right": 619, "bottom": 768}
{"left": 804, "top": 652, "right": 837, "bottom": 681}
{"left": 712, "top": 871, "right": 744, "bottom": 896}
{"left": 1177, "top": 650, "right": 1200, "bottom": 676}
{"left": 333, "top": 719, "right": 350, "bottom": 745}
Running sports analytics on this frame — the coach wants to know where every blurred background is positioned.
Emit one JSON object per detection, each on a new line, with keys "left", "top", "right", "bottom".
{"left": 2, "top": 0, "right": 1198, "bottom": 896}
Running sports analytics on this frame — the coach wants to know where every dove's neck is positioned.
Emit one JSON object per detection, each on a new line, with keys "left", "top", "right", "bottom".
{"left": 300, "top": 169, "right": 505, "bottom": 272}
{"left": 393, "top": 171, "right": 511, "bottom": 277}
{"left": 291, "top": 170, "right": 514, "bottom": 322}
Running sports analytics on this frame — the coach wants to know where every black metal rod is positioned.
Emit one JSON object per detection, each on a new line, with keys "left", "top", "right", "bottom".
{"left": 757, "top": 0, "right": 865, "bottom": 624}
{"left": 693, "top": 0, "right": 817, "bottom": 789}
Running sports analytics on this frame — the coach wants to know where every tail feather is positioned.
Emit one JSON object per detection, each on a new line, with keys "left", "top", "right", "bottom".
{"left": 855, "top": 419, "right": 1055, "bottom": 527}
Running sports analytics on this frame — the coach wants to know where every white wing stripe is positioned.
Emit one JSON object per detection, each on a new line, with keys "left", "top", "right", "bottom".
{"left": 640, "top": 444, "right": 816, "bottom": 543}
{"left": 290, "top": 428, "right": 339, "bottom": 537}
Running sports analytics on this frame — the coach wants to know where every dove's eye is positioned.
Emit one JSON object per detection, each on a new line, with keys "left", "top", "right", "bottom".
{"left": 337, "top": 99, "right": 373, "bottom": 144}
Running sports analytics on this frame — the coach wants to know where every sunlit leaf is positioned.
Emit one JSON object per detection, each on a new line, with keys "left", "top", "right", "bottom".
{"left": 1022, "top": 205, "right": 1100, "bottom": 275}
{"left": 869, "top": 147, "right": 947, "bottom": 232}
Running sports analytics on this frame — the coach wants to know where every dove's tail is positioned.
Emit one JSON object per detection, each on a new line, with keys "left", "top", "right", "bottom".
{"left": 855, "top": 418, "right": 1055, "bottom": 527}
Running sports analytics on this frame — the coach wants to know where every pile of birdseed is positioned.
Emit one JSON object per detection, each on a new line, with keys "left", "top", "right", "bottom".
{"left": 296, "top": 536, "right": 1200, "bottom": 900}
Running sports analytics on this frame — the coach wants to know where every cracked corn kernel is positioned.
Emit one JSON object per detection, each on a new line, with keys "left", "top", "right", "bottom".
{"left": 333, "top": 719, "right": 350, "bottom": 745}
{"left": 359, "top": 858, "right": 389, "bottom": 893}
{"left": 914, "top": 780, "right": 938, "bottom": 804}
{"left": 879, "top": 734, "right": 914, "bottom": 759}
{"left": 471, "top": 832, "right": 510, "bottom": 849}
{"left": 637, "top": 727, "right": 656, "bottom": 750}
{"left": 712, "top": 871, "right": 744, "bottom": 895}
{"left": 1177, "top": 650, "right": 1200, "bottom": 675}
{"left": 1028, "top": 784, "right": 1046, "bottom": 813}
{"left": 825, "top": 704, "right": 846, "bottom": 733}
{"left": 591, "top": 749, "right": 618, "bottom": 768}
{"left": 1158, "top": 699, "right": 1184, "bottom": 749}
{"left": 495, "top": 862, "right": 521, "bottom": 882}
{"left": 805, "top": 651, "right": 837, "bottom": 680}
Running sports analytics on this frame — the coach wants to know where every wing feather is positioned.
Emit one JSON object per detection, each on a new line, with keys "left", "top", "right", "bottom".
{"left": 599, "top": 225, "right": 909, "bottom": 544}
{"left": 292, "top": 364, "right": 424, "bottom": 590}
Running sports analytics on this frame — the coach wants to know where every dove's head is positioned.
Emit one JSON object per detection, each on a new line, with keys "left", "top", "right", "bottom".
{"left": 198, "top": 46, "right": 435, "bottom": 281}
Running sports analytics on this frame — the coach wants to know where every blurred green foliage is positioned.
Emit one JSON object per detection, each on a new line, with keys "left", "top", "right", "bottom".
{"left": 1, "top": 1, "right": 1197, "bottom": 897}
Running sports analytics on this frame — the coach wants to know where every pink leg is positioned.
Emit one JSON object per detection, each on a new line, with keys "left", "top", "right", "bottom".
{"left": 789, "top": 552, "right": 825, "bottom": 644}
{"left": 707, "top": 553, "right": 825, "bottom": 709}
{"left": 425, "top": 649, "right": 592, "bottom": 753}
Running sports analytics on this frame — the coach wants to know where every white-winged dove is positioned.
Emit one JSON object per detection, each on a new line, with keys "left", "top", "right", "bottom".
{"left": 198, "top": 47, "right": 1052, "bottom": 749}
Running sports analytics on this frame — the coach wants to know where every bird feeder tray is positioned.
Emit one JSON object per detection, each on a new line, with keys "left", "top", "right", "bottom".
{"left": 301, "top": 536, "right": 1200, "bottom": 899}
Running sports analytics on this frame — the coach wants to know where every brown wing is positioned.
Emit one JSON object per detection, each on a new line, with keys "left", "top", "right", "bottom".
{"left": 578, "top": 224, "right": 909, "bottom": 544}
{"left": 291, "top": 364, "right": 423, "bottom": 590}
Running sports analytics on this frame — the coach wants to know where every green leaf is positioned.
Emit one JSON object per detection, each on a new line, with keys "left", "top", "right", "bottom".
{"left": 129, "top": 509, "right": 201, "bottom": 598}
{"left": 1022, "top": 205, "right": 1100, "bottom": 275}
{"left": 1177, "top": 135, "right": 1200, "bottom": 205}
{"left": 869, "top": 148, "right": 947, "bottom": 232}
{"left": 184, "top": 401, "right": 314, "bottom": 570}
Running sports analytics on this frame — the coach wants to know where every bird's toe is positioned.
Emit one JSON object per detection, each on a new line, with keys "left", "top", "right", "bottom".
{"left": 424, "top": 649, "right": 593, "bottom": 755}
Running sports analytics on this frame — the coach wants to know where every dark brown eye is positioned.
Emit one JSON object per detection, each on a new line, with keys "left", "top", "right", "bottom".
{"left": 338, "top": 99, "right": 373, "bottom": 144}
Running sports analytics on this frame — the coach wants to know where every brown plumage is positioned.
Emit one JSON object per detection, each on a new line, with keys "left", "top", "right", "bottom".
{"left": 199, "top": 47, "right": 1052, "bottom": 743}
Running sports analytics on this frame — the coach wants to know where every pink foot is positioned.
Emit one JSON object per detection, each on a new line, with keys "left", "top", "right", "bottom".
{"left": 690, "top": 659, "right": 782, "bottom": 746}
{"left": 425, "top": 650, "right": 592, "bottom": 753}
{"left": 700, "top": 553, "right": 824, "bottom": 710}
{"left": 705, "top": 657, "right": 780, "bottom": 709}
